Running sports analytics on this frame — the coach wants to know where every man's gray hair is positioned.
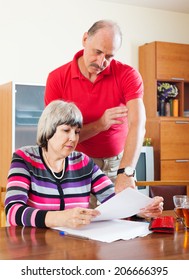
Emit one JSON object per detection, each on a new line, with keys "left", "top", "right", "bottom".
{"left": 87, "top": 20, "right": 122, "bottom": 45}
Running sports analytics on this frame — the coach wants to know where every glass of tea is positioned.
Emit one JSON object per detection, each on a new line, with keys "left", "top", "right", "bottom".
{"left": 173, "top": 195, "right": 187, "bottom": 222}
{"left": 182, "top": 198, "right": 189, "bottom": 230}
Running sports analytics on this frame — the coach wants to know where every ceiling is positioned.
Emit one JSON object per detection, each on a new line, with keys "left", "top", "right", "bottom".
{"left": 99, "top": 0, "right": 189, "bottom": 14}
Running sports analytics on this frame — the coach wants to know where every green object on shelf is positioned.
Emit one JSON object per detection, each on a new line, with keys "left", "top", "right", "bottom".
{"left": 143, "top": 138, "right": 152, "bottom": 146}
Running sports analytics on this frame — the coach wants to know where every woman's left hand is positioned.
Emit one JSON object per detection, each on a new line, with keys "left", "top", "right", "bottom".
{"left": 139, "top": 196, "right": 164, "bottom": 218}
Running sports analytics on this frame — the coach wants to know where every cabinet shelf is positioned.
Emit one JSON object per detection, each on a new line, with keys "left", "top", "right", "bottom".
{"left": 156, "top": 79, "right": 187, "bottom": 117}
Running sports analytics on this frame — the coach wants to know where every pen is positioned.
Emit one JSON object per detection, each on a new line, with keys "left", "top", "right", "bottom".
{"left": 59, "top": 231, "right": 89, "bottom": 240}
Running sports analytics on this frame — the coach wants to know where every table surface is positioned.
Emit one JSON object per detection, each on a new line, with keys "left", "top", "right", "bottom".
{"left": 0, "top": 218, "right": 189, "bottom": 260}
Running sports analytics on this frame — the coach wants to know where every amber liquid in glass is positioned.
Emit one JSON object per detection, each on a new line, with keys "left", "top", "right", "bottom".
{"left": 183, "top": 208, "right": 189, "bottom": 228}
{"left": 174, "top": 207, "right": 185, "bottom": 219}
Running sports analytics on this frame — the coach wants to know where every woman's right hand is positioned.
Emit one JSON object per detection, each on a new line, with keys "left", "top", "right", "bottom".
{"left": 45, "top": 207, "right": 100, "bottom": 229}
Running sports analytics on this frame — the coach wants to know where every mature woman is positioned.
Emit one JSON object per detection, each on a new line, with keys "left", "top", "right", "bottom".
{"left": 5, "top": 100, "right": 163, "bottom": 229}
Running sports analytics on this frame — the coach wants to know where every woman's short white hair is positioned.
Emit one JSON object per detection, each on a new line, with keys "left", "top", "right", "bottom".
{"left": 37, "top": 100, "right": 83, "bottom": 149}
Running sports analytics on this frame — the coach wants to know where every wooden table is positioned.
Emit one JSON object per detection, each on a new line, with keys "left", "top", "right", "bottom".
{"left": 0, "top": 221, "right": 188, "bottom": 260}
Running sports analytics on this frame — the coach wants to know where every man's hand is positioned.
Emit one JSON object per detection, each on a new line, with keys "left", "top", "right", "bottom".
{"left": 78, "top": 106, "right": 128, "bottom": 143}
{"left": 97, "top": 106, "right": 128, "bottom": 131}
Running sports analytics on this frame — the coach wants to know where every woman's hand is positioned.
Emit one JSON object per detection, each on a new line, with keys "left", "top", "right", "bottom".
{"left": 138, "top": 196, "right": 164, "bottom": 218}
{"left": 45, "top": 207, "right": 100, "bottom": 229}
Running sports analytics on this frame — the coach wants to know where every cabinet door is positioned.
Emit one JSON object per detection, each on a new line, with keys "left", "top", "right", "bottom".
{"left": 161, "top": 160, "right": 189, "bottom": 180}
{"left": 156, "top": 42, "right": 189, "bottom": 80}
{"left": 15, "top": 84, "right": 45, "bottom": 150}
{"left": 160, "top": 120, "right": 189, "bottom": 159}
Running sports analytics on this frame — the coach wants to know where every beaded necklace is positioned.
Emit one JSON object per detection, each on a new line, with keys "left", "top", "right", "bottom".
{"left": 43, "top": 151, "right": 65, "bottom": 180}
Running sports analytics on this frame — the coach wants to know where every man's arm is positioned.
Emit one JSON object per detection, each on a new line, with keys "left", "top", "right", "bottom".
{"left": 115, "top": 98, "right": 146, "bottom": 193}
{"left": 78, "top": 106, "right": 128, "bottom": 143}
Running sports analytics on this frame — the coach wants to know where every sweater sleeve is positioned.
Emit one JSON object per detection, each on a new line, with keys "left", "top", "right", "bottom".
{"left": 91, "top": 162, "right": 115, "bottom": 203}
{"left": 5, "top": 151, "right": 48, "bottom": 228}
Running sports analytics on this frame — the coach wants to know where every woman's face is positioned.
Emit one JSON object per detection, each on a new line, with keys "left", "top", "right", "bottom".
{"left": 47, "top": 124, "right": 81, "bottom": 158}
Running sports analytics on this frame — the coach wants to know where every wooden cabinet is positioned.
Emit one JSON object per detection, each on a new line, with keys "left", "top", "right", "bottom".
{"left": 160, "top": 119, "right": 189, "bottom": 180}
{"left": 139, "top": 41, "right": 189, "bottom": 180}
{"left": 0, "top": 187, "right": 6, "bottom": 227}
{"left": 139, "top": 41, "right": 189, "bottom": 119}
{"left": 0, "top": 82, "right": 45, "bottom": 190}
{"left": 155, "top": 42, "right": 189, "bottom": 80}
{"left": 139, "top": 41, "right": 189, "bottom": 80}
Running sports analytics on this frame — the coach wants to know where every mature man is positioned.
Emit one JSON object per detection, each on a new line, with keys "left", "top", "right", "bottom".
{"left": 45, "top": 19, "right": 146, "bottom": 194}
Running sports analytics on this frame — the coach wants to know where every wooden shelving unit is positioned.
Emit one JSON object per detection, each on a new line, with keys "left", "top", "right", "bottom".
{"left": 0, "top": 82, "right": 44, "bottom": 190}
{"left": 139, "top": 41, "right": 189, "bottom": 180}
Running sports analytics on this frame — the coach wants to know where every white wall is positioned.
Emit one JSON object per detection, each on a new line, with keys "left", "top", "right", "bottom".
{"left": 0, "top": 0, "right": 189, "bottom": 85}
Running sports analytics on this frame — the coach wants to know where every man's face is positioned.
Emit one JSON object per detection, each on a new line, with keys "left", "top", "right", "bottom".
{"left": 82, "top": 28, "right": 121, "bottom": 75}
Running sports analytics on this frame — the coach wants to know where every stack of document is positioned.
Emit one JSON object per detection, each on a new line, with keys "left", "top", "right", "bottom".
{"left": 53, "top": 188, "right": 153, "bottom": 242}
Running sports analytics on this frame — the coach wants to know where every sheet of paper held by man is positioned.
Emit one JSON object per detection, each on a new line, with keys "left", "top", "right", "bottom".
{"left": 53, "top": 188, "right": 153, "bottom": 242}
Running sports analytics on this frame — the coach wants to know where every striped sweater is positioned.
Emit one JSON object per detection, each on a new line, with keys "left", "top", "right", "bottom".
{"left": 5, "top": 146, "right": 114, "bottom": 227}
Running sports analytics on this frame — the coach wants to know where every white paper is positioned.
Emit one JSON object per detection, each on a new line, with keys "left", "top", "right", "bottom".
{"left": 93, "top": 187, "right": 152, "bottom": 221}
{"left": 53, "top": 188, "right": 153, "bottom": 243}
{"left": 53, "top": 219, "right": 151, "bottom": 243}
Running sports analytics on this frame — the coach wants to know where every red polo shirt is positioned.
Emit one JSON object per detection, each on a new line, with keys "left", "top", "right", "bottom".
{"left": 45, "top": 50, "right": 143, "bottom": 158}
